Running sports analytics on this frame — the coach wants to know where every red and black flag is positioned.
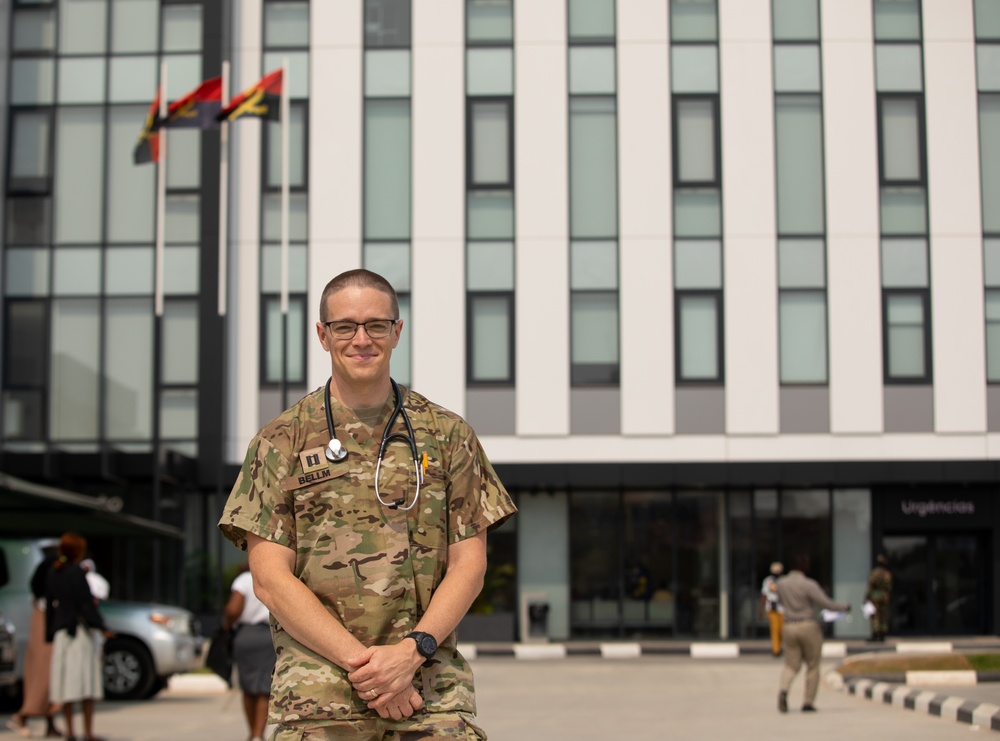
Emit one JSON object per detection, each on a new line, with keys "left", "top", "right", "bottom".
{"left": 216, "top": 69, "right": 283, "bottom": 123}
{"left": 162, "top": 76, "right": 223, "bottom": 129}
{"left": 133, "top": 88, "right": 162, "bottom": 165}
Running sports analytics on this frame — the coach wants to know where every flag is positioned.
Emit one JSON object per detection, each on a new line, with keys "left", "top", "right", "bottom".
{"left": 216, "top": 69, "right": 283, "bottom": 123}
{"left": 162, "top": 76, "right": 223, "bottom": 129}
{"left": 133, "top": 88, "right": 162, "bottom": 165}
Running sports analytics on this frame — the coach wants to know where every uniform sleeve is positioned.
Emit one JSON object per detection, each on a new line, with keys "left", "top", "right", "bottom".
{"left": 218, "top": 435, "right": 298, "bottom": 552}
{"left": 446, "top": 424, "right": 516, "bottom": 544}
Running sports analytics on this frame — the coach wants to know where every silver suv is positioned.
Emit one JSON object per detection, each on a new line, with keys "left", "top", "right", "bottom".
{"left": 0, "top": 538, "right": 204, "bottom": 700}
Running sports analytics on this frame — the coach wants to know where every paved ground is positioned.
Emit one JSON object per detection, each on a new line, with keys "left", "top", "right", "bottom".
{"left": 3, "top": 654, "right": 994, "bottom": 741}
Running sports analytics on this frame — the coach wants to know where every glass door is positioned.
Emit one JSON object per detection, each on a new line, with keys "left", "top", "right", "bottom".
{"left": 882, "top": 533, "right": 986, "bottom": 635}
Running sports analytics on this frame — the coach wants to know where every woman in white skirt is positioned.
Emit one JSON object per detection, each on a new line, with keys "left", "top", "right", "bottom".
{"left": 45, "top": 533, "right": 113, "bottom": 741}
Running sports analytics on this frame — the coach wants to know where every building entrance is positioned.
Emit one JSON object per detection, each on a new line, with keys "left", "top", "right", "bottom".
{"left": 882, "top": 533, "right": 987, "bottom": 635}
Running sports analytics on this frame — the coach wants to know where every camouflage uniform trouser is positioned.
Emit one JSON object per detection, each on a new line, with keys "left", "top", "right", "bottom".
{"left": 271, "top": 712, "right": 486, "bottom": 741}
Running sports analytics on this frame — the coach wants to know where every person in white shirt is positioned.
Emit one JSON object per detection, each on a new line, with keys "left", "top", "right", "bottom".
{"left": 223, "top": 565, "right": 275, "bottom": 741}
{"left": 80, "top": 559, "right": 109, "bottom": 602}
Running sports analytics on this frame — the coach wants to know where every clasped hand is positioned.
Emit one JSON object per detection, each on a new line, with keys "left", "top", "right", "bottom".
{"left": 347, "top": 642, "right": 424, "bottom": 720}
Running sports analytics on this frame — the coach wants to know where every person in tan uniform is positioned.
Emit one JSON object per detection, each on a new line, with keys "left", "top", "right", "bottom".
{"left": 219, "top": 269, "right": 516, "bottom": 740}
{"left": 775, "top": 553, "right": 850, "bottom": 714}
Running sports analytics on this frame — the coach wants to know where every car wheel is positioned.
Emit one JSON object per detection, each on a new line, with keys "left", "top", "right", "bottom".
{"left": 103, "top": 637, "right": 155, "bottom": 700}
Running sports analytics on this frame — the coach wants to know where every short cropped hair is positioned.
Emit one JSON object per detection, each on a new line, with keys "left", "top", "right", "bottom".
{"left": 318, "top": 269, "right": 399, "bottom": 323}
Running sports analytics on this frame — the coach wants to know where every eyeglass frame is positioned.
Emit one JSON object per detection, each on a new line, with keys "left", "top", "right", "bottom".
{"left": 322, "top": 318, "right": 400, "bottom": 340}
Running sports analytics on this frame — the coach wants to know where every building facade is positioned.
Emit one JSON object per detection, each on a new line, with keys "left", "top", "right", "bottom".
{"left": 1, "top": 0, "right": 999, "bottom": 639}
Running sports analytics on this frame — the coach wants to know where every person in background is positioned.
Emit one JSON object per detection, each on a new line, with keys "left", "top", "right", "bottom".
{"left": 775, "top": 553, "right": 851, "bottom": 714}
{"left": 758, "top": 561, "right": 784, "bottom": 657}
{"left": 79, "top": 560, "right": 109, "bottom": 603}
{"left": 223, "top": 563, "right": 276, "bottom": 741}
{"left": 5, "top": 540, "right": 61, "bottom": 739}
{"left": 865, "top": 553, "right": 893, "bottom": 643}
{"left": 45, "top": 533, "right": 114, "bottom": 741}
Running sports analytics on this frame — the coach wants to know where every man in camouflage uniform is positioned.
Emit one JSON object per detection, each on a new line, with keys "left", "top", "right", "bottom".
{"left": 219, "top": 269, "right": 516, "bottom": 740}
{"left": 864, "top": 553, "right": 893, "bottom": 642}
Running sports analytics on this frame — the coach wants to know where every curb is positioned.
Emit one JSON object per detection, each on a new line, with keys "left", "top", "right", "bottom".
{"left": 838, "top": 675, "right": 1000, "bottom": 733}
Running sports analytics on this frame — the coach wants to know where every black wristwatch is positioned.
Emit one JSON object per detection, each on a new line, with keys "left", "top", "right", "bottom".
{"left": 405, "top": 631, "right": 437, "bottom": 666}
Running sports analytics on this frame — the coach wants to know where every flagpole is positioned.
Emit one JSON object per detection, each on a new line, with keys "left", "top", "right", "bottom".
{"left": 218, "top": 60, "right": 229, "bottom": 318}
{"left": 280, "top": 58, "right": 290, "bottom": 410}
{"left": 152, "top": 60, "right": 168, "bottom": 601}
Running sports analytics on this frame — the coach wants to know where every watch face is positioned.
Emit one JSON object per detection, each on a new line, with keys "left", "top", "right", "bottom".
{"left": 418, "top": 634, "right": 436, "bottom": 656}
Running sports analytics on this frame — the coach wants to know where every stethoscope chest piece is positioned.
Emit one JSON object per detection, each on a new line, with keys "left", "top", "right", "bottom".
{"left": 325, "top": 437, "right": 347, "bottom": 462}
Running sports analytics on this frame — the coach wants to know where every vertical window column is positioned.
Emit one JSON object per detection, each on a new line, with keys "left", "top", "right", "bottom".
{"left": 362, "top": 0, "right": 412, "bottom": 386}
{"left": 568, "top": 0, "right": 619, "bottom": 387}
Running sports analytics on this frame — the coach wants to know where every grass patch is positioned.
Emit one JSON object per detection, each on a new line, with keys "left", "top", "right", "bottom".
{"left": 968, "top": 653, "right": 1000, "bottom": 672}
{"left": 838, "top": 652, "right": 1000, "bottom": 677}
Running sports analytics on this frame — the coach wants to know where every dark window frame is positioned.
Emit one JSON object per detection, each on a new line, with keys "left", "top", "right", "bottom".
{"left": 466, "top": 289, "right": 515, "bottom": 386}
{"left": 881, "top": 287, "right": 932, "bottom": 384}
{"left": 876, "top": 92, "right": 927, "bottom": 188}
{"left": 671, "top": 94, "right": 721, "bottom": 188}
{"left": 674, "top": 288, "right": 725, "bottom": 385}
{"left": 259, "top": 292, "right": 308, "bottom": 386}
{"left": 466, "top": 96, "right": 514, "bottom": 190}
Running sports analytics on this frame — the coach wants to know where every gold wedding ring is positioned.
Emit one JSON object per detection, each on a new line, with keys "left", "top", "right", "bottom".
{"left": 369, "top": 688, "right": 378, "bottom": 699}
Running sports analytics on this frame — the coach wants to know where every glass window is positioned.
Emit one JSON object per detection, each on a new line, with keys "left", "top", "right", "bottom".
{"left": 365, "top": 49, "right": 411, "bottom": 97}
{"left": 674, "top": 239, "right": 722, "bottom": 289}
{"left": 779, "top": 291, "right": 827, "bottom": 383}
{"left": 105, "top": 247, "right": 154, "bottom": 295}
{"left": 263, "top": 296, "right": 306, "bottom": 384}
{"left": 53, "top": 247, "right": 100, "bottom": 295}
{"left": 263, "top": 193, "right": 309, "bottom": 242}
{"left": 262, "top": 51, "right": 310, "bottom": 98}
{"left": 163, "top": 245, "right": 200, "bottom": 296}
{"left": 885, "top": 292, "right": 927, "bottom": 379}
{"left": 775, "top": 95, "right": 824, "bottom": 235}
{"left": 873, "top": 0, "right": 921, "bottom": 42}
{"left": 875, "top": 44, "right": 923, "bottom": 92}
{"left": 671, "top": 46, "right": 719, "bottom": 93}
{"left": 165, "top": 195, "right": 200, "bottom": 244}
{"left": 266, "top": 102, "right": 308, "bottom": 188}
{"left": 674, "top": 188, "right": 721, "bottom": 238}
{"left": 466, "top": 48, "right": 513, "bottom": 96}
{"left": 54, "top": 108, "right": 104, "bottom": 244}
{"left": 110, "top": 0, "right": 158, "bottom": 53}
{"left": 261, "top": 243, "right": 308, "bottom": 293}
{"left": 571, "top": 241, "right": 618, "bottom": 289}
{"left": 10, "top": 59, "right": 55, "bottom": 105}
{"left": 781, "top": 489, "right": 832, "bottom": 588}
{"left": 778, "top": 239, "right": 825, "bottom": 288}
{"left": 166, "top": 128, "right": 201, "bottom": 190}
{"left": 6, "top": 197, "right": 52, "bottom": 247}
{"left": 986, "top": 290, "right": 1000, "bottom": 381}
{"left": 674, "top": 491, "right": 721, "bottom": 637}
{"left": 58, "top": 0, "right": 108, "bottom": 54}
{"left": 570, "top": 492, "right": 621, "bottom": 631}
{"left": 393, "top": 294, "right": 412, "bottom": 386}
{"left": 879, "top": 96, "right": 923, "bottom": 183}
{"left": 468, "top": 241, "right": 514, "bottom": 290}
{"left": 622, "top": 492, "right": 674, "bottom": 634}
{"left": 470, "top": 100, "right": 511, "bottom": 187}
{"left": 104, "top": 298, "right": 153, "bottom": 440}
{"left": 264, "top": 1, "right": 310, "bottom": 47}
{"left": 569, "top": 0, "right": 615, "bottom": 40}
{"left": 881, "top": 238, "right": 928, "bottom": 287}
{"left": 571, "top": 292, "right": 619, "bottom": 383}
{"left": 773, "top": 45, "right": 821, "bottom": 93}
{"left": 49, "top": 298, "right": 100, "bottom": 440}
{"left": 467, "top": 0, "right": 513, "bottom": 43}
{"left": 162, "top": 300, "right": 199, "bottom": 384}
{"left": 160, "top": 389, "right": 197, "bottom": 438}
{"left": 985, "top": 238, "right": 1000, "bottom": 286}
{"left": 977, "top": 46, "right": 1000, "bottom": 92}
{"left": 677, "top": 293, "right": 720, "bottom": 381}
{"left": 980, "top": 96, "right": 1000, "bottom": 234}
{"left": 163, "top": 4, "right": 202, "bottom": 52}
{"left": 164, "top": 54, "right": 203, "bottom": 99}
{"left": 569, "top": 97, "right": 618, "bottom": 239}
{"left": 772, "top": 0, "right": 819, "bottom": 41}
{"left": 470, "top": 295, "right": 512, "bottom": 382}
{"left": 57, "top": 57, "right": 107, "bottom": 104}
{"left": 670, "top": 0, "right": 717, "bottom": 42}
{"left": 9, "top": 111, "right": 52, "bottom": 190}
{"left": 365, "top": 0, "right": 411, "bottom": 48}
{"left": 879, "top": 186, "right": 927, "bottom": 235}
{"left": 13, "top": 8, "right": 56, "bottom": 52}
{"left": 4, "top": 301, "right": 47, "bottom": 389}
{"left": 674, "top": 97, "right": 717, "bottom": 185}
{"left": 976, "top": 0, "right": 1000, "bottom": 40}
{"left": 108, "top": 107, "right": 155, "bottom": 243}
{"left": 467, "top": 191, "right": 514, "bottom": 239}
{"left": 364, "top": 242, "right": 411, "bottom": 292}
{"left": 569, "top": 47, "right": 617, "bottom": 95}
{"left": 5, "top": 249, "right": 49, "bottom": 297}
{"left": 109, "top": 56, "right": 158, "bottom": 103}
{"left": 364, "top": 100, "right": 411, "bottom": 240}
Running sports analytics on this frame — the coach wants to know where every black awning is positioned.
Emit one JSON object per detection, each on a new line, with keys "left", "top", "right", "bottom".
{"left": 0, "top": 472, "right": 183, "bottom": 540}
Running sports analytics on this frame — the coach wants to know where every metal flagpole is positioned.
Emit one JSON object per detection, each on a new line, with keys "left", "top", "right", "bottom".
{"left": 152, "top": 60, "right": 168, "bottom": 599}
{"left": 280, "top": 58, "right": 290, "bottom": 410}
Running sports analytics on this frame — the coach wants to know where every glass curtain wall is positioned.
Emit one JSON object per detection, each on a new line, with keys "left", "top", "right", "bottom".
{"left": 259, "top": 1, "right": 310, "bottom": 416}
{"left": 362, "top": 0, "right": 412, "bottom": 386}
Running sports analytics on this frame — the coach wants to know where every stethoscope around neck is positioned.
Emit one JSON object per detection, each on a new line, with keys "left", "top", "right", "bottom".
{"left": 323, "top": 377, "right": 423, "bottom": 510}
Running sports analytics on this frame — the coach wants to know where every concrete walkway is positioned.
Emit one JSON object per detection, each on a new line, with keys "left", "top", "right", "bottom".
{"left": 3, "top": 652, "right": 994, "bottom": 741}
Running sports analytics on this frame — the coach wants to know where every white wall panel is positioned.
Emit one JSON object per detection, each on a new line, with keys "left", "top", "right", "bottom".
{"left": 411, "top": 4, "right": 465, "bottom": 411}
{"left": 618, "top": 0, "right": 672, "bottom": 435}
{"left": 924, "top": 1, "right": 986, "bottom": 433}
{"left": 226, "top": 0, "right": 263, "bottom": 462}
{"left": 515, "top": 4, "right": 569, "bottom": 436}
{"left": 720, "top": 0, "right": 778, "bottom": 434}
{"left": 308, "top": 2, "right": 363, "bottom": 391}
{"left": 822, "top": 0, "right": 883, "bottom": 434}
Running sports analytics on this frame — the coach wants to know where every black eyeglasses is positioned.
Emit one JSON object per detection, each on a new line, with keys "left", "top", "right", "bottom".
{"left": 323, "top": 319, "right": 398, "bottom": 340}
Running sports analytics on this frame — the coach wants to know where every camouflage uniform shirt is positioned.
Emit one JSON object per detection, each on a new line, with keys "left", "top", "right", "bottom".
{"left": 218, "top": 384, "right": 516, "bottom": 723}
